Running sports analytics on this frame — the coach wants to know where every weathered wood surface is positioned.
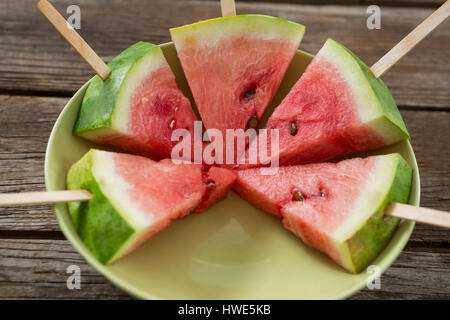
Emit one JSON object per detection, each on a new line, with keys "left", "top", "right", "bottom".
{"left": 0, "top": 239, "right": 131, "bottom": 299}
{"left": 195, "top": 0, "right": 445, "bottom": 8}
{"left": 0, "top": 239, "right": 447, "bottom": 299}
{"left": 0, "top": 0, "right": 449, "bottom": 108}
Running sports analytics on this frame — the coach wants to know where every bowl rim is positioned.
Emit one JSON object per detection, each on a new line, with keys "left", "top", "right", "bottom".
{"left": 44, "top": 44, "right": 420, "bottom": 300}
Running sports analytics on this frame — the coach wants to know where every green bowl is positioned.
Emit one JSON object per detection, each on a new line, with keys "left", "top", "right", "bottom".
{"left": 45, "top": 43, "right": 420, "bottom": 299}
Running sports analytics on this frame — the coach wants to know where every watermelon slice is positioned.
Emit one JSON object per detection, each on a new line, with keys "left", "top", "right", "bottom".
{"left": 66, "top": 149, "right": 235, "bottom": 264}
{"left": 170, "top": 15, "right": 305, "bottom": 163}
{"left": 234, "top": 154, "right": 413, "bottom": 273}
{"left": 244, "top": 39, "right": 409, "bottom": 166}
{"left": 74, "top": 42, "right": 197, "bottom": 160}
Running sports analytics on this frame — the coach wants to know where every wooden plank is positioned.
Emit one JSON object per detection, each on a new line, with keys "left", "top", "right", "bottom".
{"left": 0, "top": 95, "right": 63, "bottom": 232}
{"left": 37, "top": 0, "right": 111, "bottom": 80}
{"left": 194, "top": 0, "right": 445, "bottom": 8}
{"left": 0, "top": 239, "right": 130, "bottom": 299}
{"left": 369, "top": 0, "right": 450, "bottom": 78}
{"left": 0, "top": 238, "right": 447, "bottom": 299}
{"left": 0, "top": 0, "right": 449, "bottom": 108}
{"left": 353, "top": 249, "right": 450, "bottom": 299}
{"left": 0, "top": 95, "right": 449, "bottom": 244}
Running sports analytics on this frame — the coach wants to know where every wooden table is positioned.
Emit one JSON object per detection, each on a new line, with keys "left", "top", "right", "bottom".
{"left": 0, "top": 0, "right": 449, "bottom": 299}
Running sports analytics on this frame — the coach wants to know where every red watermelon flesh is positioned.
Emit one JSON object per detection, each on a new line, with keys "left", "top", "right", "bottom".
{"left": 242, "top": 39, "right": 409, "bottom": 167}
{"left": 107, "top": 155, "right": 204, "bottom": 256}
{"left": 115, "top": 156, "right": 204, "bottom": 219}
{"left": 264, "top": 58, "right": 382, "bottom": 164}
{"left": 170, "top": 15, "right": 305, "bottom": 164}
{"left": 234, "top": 153, "right": 413, "bottom": 273}
{"left": 74, "top": 43, "right": 198, "bottom": 161}
{"left": 95, "top": 62, "right": 198, "bottom": 160}
{"left": 193, "top": 167, "right": 237, "bottom": 213}
{"left": 114, "top": 156, "right": 235, "bottom": 216}
{"left": 67, "top": 150, "right": 238, "bottom": 264}
{"left": 67, "top": 150, "right": 205, "bottom": 264}
{"left": 174, "top": 37, "right": 297, "bottom": 134}
{"left": 234, "top": 157, "right": 376, "bottom": 219}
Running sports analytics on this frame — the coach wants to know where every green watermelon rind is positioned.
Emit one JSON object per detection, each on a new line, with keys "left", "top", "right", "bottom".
{"left": 73, "top": 42, "right": 163, "bottom": 137}
{"left": 320, "top": 39, "right": 409, "bottom": 144}
{"left": 340, "top": 43, "right": 409, "bottom": 139}
{"left": 170, "top": 14, "right": 305, "bottom": 46}
{"left": 340, "top": 154, "right": 413, "bottom": 273}
{"left": 67, "top": 150, "right": 136, "bottom": 265}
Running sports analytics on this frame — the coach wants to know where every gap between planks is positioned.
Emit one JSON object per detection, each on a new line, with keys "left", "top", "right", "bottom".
{"left": 186, "top": 0, "right": 445, "bottom": 8}
{"left": 0, "top": 230, "right": 65, "bottom": 240}
{"left": 0, "top": 88, "right": 78, "bottom": 99}
{"left": 0, "top": 88, "right": 448, "bottom": 113}
{"left": 0, "top": 229, "right": 447, "bottom": 253}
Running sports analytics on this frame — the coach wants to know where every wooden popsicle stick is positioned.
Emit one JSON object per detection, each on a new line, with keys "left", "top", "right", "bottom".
{"left": 386, "top": 203, "right": 450, "bottom": 229}
{"left": 37, "top": 0, "right": 111, "bottom": 80}
{"left": 0, "top": 190, "right": 92, "bottom": 207}
{"left": 1, "top": 189, "right": 449, "bottom": 229}
{"left": 221, "top": 0, "right": 236, "bottom": 17}
{"left": 370, "top": 0, "right": 450, "bottom": 78}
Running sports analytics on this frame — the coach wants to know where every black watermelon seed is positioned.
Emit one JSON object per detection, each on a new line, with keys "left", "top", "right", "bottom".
{"left": 290, "top": 121, "right": 298, "bottom": 136}
{"left": 243, "top": 89, "right": 256, "bottom": 101}
{"left": 320, "top": 191, "right": 326, "bottom": 197}
{"left": 293, "top": 190, "right": 305, "bottom": 201}
{"left": 247, "top": 116, "right": 258, "bottom": 130}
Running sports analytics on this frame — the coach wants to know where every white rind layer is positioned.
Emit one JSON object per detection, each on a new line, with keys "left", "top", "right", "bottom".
{"left": 332, "top": 241, "right": 355, "bottom": 273}
{"left": 76, "top": 47, "right": 167, "bottom": 142}
{"left": 109, "top": 231, "right": 144, "bottom": 264}
{"left": 170, "top": 15, "right": 305, "bottom": 49}
{"left": 76, "top": 126, "right": 118, "bottom": 141}
{"left": 282, "top": 209, "right": 356, "bottom": 272}
{"left": 91, "top": 150, "right": 158, "bottom": 231}
{"left": 328, "top": 154, "right": 398, "bottom": 272}
{"left": 332, "top": 154, "right": 397, "bottom": 242}
{"left": 113, "top": 47, "right": 167, "bottom": 132}
{"left": 91, "top": 150, "right": 163, "bottom": 263}
{"left": 282, "top": 154, "right": 399, "bottom": 272}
